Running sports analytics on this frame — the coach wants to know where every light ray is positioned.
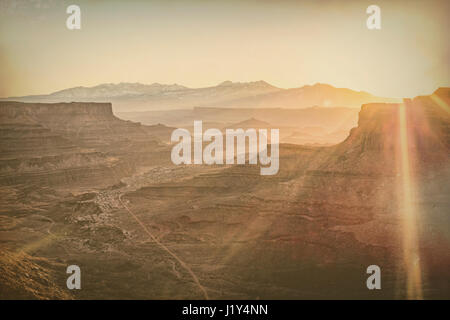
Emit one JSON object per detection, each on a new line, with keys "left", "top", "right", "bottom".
{"left": 430, "top": 94, "right": 450, "bottom": 114}
{"left": 398, "top": 103, "right": 423, "bottom": 299}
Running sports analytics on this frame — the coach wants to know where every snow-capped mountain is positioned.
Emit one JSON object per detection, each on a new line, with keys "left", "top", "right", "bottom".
{"left": 49, "top": 82, "right": 188, "bottom": 99}
{"left": 2, "top": 81, "right": 399, "bottom": 111}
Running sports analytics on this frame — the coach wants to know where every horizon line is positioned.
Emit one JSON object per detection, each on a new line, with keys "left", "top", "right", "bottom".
{"left": 1, "top": 80, "right": 424, "bottom": 100}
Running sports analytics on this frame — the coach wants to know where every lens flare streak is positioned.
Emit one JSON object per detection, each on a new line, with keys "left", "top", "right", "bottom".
{"left": 398, "top": 103, "right": 423, "bottom": 299}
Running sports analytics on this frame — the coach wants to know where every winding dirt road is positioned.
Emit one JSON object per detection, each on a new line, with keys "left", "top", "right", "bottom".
{"left": 118, "top": 194, "right": 210, "bottom": 299}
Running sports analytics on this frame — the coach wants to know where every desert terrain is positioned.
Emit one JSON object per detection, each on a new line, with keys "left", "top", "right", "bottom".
{"left": 0, "top": 88, "right": 449, "bottom": 299}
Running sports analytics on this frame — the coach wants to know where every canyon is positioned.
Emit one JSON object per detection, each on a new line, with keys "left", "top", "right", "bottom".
{"left": 0, "top": 88, "right": 449, "bottom": 299}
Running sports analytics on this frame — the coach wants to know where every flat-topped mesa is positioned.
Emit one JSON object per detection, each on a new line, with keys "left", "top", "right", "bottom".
{"left": 324, "top": 88, "right": 450, "bottom": 175}
{"left": 0, "top": 101, "right": 165, "bottom": 149}
{"left": 0, "top": 101, "right": 154, "bottom": 186}
{"left": 0, "top": 101, "right": 114, "bottom": 118}
{"left": 0, "top": 101, "right": 116, "bottom": 127}
{"left": 353, "top": 87, "right": 449, "bottom": 132}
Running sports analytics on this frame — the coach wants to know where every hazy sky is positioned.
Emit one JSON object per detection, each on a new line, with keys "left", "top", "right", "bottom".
{"left": 0, "top": 0, "right": 448, "bottom": 98}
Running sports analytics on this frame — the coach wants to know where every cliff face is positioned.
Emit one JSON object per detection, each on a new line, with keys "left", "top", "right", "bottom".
{"left": 0, "top": 101, "right": 172, "bottom": 187}
{"left": 352, "top": 87, "right": 450, "bottom": 153}
{"left": 284, "top": 88, "right": 450, "bottom": 298}
{"left": 320, "top": 87, "right": 450, "bottom": 175}
{"left": 1, "top": 101, "right": 156, "bottom": 148}
{"left": 0, "top": 101, "right": 115, "bottom": 118}
{"left": 0, "top": 123, "right": 78, "bottom": 159}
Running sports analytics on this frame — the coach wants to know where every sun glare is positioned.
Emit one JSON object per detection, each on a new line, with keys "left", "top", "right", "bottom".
{"left": 397, "top": 103, "right": 423, "bottom": 299}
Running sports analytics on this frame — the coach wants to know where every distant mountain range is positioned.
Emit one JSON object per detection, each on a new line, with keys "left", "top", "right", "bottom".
{"left": 2, "top": 81, "right": 400, "bottom": 111}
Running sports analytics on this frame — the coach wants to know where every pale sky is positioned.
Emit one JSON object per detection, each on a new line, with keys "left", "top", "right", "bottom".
{"left": 0, "top": 0, "right": 449, "bottom": 98}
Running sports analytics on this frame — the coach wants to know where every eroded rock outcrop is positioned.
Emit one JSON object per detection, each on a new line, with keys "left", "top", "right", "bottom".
{"left": 0, "top": 101, "right": 173, "bottom": 187}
